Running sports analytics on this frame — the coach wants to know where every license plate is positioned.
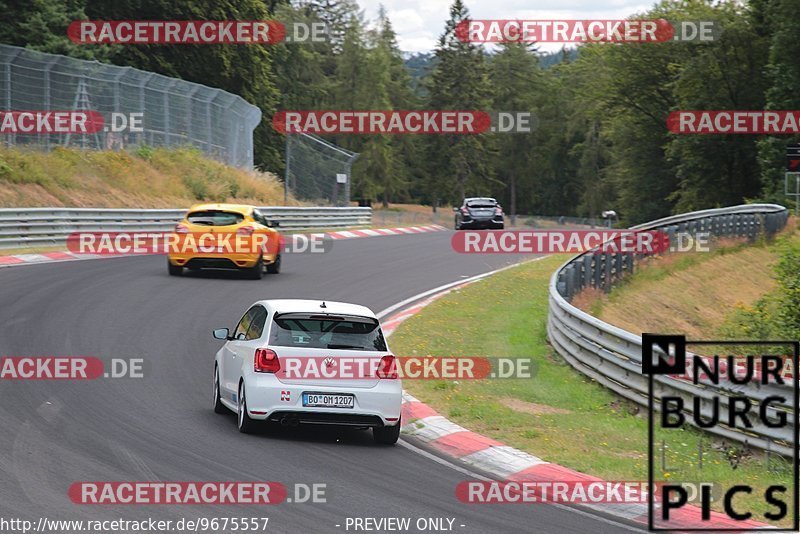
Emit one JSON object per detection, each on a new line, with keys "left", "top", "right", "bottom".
{"left": 302, "top": 393, "right": 354, "bottom": 408}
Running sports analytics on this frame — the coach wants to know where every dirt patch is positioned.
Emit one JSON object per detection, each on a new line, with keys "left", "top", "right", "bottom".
{"left": 501, "top": 397, "right": 571, "bottom": 415}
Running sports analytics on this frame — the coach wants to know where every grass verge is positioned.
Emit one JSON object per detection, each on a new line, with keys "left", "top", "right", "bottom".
{"left": 0, "top": 146, "right": 292, "bottom": 208}
{"left": 389, "top": 254, "right": 793, "bottom": 525}
{"left": 579, "top": 239, "right": 780, "bottom": 338}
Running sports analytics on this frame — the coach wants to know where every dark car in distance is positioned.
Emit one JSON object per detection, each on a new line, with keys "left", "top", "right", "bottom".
{"left": 454, "top": 197, "right": 505, "bottom": 230}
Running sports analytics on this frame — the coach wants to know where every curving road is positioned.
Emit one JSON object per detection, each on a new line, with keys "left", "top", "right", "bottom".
{"left": 0, "top": 232, "right": 643, "bottom": 533}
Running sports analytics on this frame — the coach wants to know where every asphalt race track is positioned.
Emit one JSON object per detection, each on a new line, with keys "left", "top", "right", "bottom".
{"left": 0, "top": 231, "right": 644, "bottom": 533}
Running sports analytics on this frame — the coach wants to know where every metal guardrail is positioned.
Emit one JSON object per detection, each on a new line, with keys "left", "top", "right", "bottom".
{"left": 0, "top": 206, "right": 372, "bottom": 250}
{"left": 547, "top": 204, "right": 794, "bottom": 456}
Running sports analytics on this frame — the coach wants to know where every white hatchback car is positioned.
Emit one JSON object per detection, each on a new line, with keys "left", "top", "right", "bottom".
{"left": 212, "top": 299, "right": 403, "bottom": 444}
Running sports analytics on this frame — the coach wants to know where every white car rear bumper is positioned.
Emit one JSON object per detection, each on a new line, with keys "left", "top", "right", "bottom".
{"left": 243, "top": 373, "right": 402, "bottom": 427}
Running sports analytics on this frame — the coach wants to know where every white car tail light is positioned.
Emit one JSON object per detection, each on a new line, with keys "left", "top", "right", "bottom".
{"left": 254, "top": 348, "right": 280, "bottom": 373}
{"left": 376, "top": 355, "right": 398, "bottom": 379}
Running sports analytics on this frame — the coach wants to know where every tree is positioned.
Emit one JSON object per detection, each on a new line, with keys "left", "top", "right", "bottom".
{"left": 371, "top": 5, "right": 414, "bottom": 206}
{"left": 425, "top": 0, "right": 494, "bottom": 206}
{"left": 666, "top": 2, "right": 768, "bottom": 212}
{"left": 83, "top": 0, "right": 282, "bottom": 171}
{"left": 757, "top": 0, "right": 800, "bottom": 202}
{"left": 296, "top": 0, "right": 360, "bottom": 53}
{"left": 0, "top": 0, "right": 104, "bottom": 60}
{"left": 271, "top": 2, "right": 332, "bottom": 110}
{"left": 488, "top": 43, "right": 540, "bottom": 221}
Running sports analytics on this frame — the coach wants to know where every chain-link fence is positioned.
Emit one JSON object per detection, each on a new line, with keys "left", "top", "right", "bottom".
{"left": 0, "top": 44, "right": 260, "bottom": 168}
{"left": 284, "top": 133, "right": 359, "bottom": 205}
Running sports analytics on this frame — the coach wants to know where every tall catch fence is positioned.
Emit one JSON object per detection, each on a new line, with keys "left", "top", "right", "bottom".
{"left": 0, "top": 44, "right": 260, "bottom": 168}
{"left": 284, "top": 133, "right": 359, "bottom": 206}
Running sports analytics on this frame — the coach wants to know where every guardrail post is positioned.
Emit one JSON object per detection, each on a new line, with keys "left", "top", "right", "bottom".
{"left": 592, "top": 255, "right": 601, "bottom": 289}
{"left": 622, "top": 252, "right": 634, "bottom": 276}
{"left": 557, "top": 272, "right": 567, "bottom": 297}
{"left": 613, "top": 253, "right": 622, "bottom": 285}
{"left": 577, "top": 255, "right": 588, "bottom": 292}
{"left": 602, "top": 254, "right": 612, "bottom": 292}
{"left": 665, "top": 226, "right": 676, "bottom": 254}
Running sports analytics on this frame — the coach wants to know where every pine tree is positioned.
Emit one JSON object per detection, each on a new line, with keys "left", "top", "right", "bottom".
{"left": 425, "top": 0, "right": 493, "bottom": 206}
{"left": 372, "top": 5, "right": 414, "bottom": 206}
{"left": 83, "top": 0, "right": 282, "bottom": 171}
{"left": 489, "top": 43, "right": 540, "bottom": 222}
{"left": 0, "top": 0, "right": 104, "bottom": 60}
{"left": 757, "top": 0, "right": 800, "bottom": 202}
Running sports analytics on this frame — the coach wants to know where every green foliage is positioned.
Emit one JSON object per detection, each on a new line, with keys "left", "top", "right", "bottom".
{"left": 757, "top": 0, "right": 800, "bottom": 201}
{"left": 718, "top": 298, "right": 780, "bottom": 340}
{"left": 488, "top": 43, "right": 539, "bottom": 219}
{"left": 0, "top": 157, "right": 11, "bottom": 178}
{"left": 666, "top": 2, "right": 769, "bottom": 213}
{"left": 424, "top": 0, "right": 494, "bottom": 205}
{"left": 83, "top": 0, "right": 281, "bottom": 172}
{"left": 719, "top": 236, "right": 800, "bottom": 341}
{"left": 183, "top": 171, "right": 209, "bottom": 200}
{"left": 1, "top": 0, "right": 797, "bottom": 217}
{"left": 774, "top": 239, "right": 800, "bottom": 339}
{"left": 0, "top": 0, "right": 106, "bottom": 59}
{"left": 135, "top": 145, "right": 154, "bottom": 161}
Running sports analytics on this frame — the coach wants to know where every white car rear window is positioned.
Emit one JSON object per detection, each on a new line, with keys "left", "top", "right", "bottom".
{"left": 269, "top": 313, "right": 387, "bottom": 351}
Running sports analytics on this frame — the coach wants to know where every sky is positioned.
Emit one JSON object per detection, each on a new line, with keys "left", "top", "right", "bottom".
{"left": 357, "top": 0, "right": 655, "bottom": 53}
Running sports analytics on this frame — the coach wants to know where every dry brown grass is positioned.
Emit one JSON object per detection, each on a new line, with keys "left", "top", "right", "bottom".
{"left": 570, "top": 286, "right": 605, "bottom": 313}
{"left": 0, "top": 146, "right": 296, "bottom": 208}
{"left": 589, "top": 246, "right": 778, "bottom": 338}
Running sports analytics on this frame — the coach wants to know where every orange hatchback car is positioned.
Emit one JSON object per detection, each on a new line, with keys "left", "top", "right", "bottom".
{"left": 167, "top": 203, "right": 282, "bottom": 279}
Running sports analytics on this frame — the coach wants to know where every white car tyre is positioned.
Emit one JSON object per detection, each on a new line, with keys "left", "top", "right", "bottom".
{"left": 237, "top": 383, "right": 257, "bottom": 433}
{"left": 373, "top": 417, "right": 401, "bottom": 445}
{"left": 213, "top": 367, "right": 226, "bottom": 414}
